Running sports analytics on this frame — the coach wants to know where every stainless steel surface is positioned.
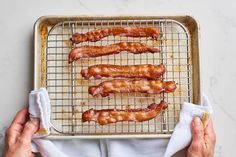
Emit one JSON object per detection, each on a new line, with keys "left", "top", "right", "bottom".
{"left": 34, "top": 16, "right": 200, "bottom": 138}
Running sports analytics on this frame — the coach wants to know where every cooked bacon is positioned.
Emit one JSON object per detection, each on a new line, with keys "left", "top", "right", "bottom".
{"left": 70, "top": 27, "right": 160, "bottom": 44}
{"left": 81, "top": 64, "right": 165, "bottom": 79}
{"left": 82, "top": 101, "right": 167, "bottom": 125}
{"left": 88, "top": 80, "right": 177, "bottom": 97}
{"left": 68, "top": 42, "right": 159, "bottom": 63}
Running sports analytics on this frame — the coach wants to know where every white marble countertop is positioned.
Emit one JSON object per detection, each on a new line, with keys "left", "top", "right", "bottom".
{"left": 1, "top": 0, "right": 235, "bottom": 156}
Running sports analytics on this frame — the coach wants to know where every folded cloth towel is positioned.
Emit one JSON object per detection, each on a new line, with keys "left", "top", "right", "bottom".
{"left": 164, "top": 95, "right": 213, "bottom": 157}
{"left": 29, "top": 88, "right": 212, "bottom": 157}
{"left": 30, "top": 88, "right": 102, "bottom": 157}
{"left": 29, "top": 88, "right": 51, "bottom": 138}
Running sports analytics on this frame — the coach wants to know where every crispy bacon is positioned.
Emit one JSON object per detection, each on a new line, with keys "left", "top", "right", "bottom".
{"left": 81, "top": 64, "right": 165, "bottom": 79}
{"left": 70, "top": 27, "right": 160, "bottom": 44}
{"left": 82, "top": 101, "right": 168, "bottom": 125}
{"left": 68, "top": 42, "right": 159, "bottom": 63}
{"left": 89, "top": 80, "right": 177, "bottom": 97}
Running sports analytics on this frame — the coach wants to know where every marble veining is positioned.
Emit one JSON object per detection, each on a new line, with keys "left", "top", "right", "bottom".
{"left": 209, "top": 76, "right": 236, "bottom": 123}
{"left": 77, "top": 0, "right": 95, "bottom": 14}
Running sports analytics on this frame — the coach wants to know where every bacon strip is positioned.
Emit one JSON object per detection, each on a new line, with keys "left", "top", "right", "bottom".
{"left": 71, "top": 27, "right": 160, "bottom": 44}
{"left": 81, "top": 64, "right": 165, "bottom": 79}
{"left": 68, "top": 42, "right": 159, "bottom": 63}
{"left": 89, "top": 80, "right": 177, "bottom": 97}
{"left": 82, "top": 101, "right": 167, "bottom": 125}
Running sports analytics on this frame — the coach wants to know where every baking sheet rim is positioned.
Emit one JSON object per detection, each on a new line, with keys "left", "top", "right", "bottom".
{"left": 34, "top": 15, "right": 201, "bottom": 139}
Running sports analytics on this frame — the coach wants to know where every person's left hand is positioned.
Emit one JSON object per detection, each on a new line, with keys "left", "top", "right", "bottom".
{"left": 4, "top": 108, "right": 39, "bottom": 157}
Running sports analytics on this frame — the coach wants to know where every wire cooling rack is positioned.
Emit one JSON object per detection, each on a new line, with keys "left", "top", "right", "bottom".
{"left": 45, "top": 19, "right": 192, "bottom": 137}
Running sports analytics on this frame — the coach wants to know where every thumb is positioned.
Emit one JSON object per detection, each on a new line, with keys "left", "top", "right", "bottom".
{"left": 191, "top": 117, "right": 204, "bottom": 143}
{"left": 20, "top": 119, "right": 39, "bottom": 143}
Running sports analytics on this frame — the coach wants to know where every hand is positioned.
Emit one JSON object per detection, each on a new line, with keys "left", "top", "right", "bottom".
{"left": 187, "top": 117, "right": 216, "bottom": 157}
{"left": 4, "top": 108, "right": 39, "bottom": 157}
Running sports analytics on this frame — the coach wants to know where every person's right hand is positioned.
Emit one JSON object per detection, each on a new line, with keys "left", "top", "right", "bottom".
{"left": 4, "top": 108, "right": 39, "bottom": 157}
{"left": 187, "top": 117, "right": 216, "bottom": 157}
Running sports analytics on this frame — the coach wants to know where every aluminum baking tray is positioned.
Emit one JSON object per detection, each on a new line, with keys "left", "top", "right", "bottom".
{"left": 34, "top": 16, "right": 201, "bottom": 139}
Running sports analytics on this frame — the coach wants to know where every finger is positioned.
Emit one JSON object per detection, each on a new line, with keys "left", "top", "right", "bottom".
{"left": 188, "top": 117, "right": 205, "bottom": 152}
{"left": 30, "top": 154, "right": 35, "bottom": 157}
{"left": 12, "top": 107, "right": 28, "bottom": 126}
{"left": 20, "top": 119, "right": 39, "bottom": 143}
{"left": 6, "top": 124, "right": 24, "bottom": 144}
{"left": 204, "top": 118, "right": 216, "bottom": 144}
{"left": 6, "top": 108, "right": 28, "bottom": 144}
{"left": 191, "top": 117, "right": 204, "bottom": 142}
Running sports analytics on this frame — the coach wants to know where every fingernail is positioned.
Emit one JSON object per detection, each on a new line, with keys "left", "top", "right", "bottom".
{"left": 193, "top": 117, "right": 202, "bottom": 126}
{"left": 31, "top": 118, "right": 39, "bottom": 125}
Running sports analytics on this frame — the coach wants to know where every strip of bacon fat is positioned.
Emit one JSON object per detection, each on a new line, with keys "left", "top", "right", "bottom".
{"left": 69, "top": 42, "right": 159, "bottom": 63}
{"left": 89, "top": 80, "right": 177, "bottom": 97}
{"left": 71, "top": 27, "right": 160, "bottom": 44}
{"left": 82, "top": 101, "right": 167, "bottom": 125}
{"left": 81, "top": 64, "right": 165, "bottom": 79}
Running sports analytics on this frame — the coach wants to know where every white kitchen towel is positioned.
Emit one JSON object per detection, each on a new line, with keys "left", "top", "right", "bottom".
{"left": 29, "top": 88, "right": 51, "bottom": 138}
{"left": 100, "top": 138, "right": 170, "bottom": 157}
{"left": 32, "top": 139, "right": 102, "bottom": 157}
{"left": 164, "top": 95, "right": 213, "bottom": 157}
{"left": 29, "top": 88, "right": 212, "bottom": 157}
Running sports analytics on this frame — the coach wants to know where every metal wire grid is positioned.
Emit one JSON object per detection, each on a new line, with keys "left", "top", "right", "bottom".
{"left": 45, "top": 19, "right": 192, "bottom": 136}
